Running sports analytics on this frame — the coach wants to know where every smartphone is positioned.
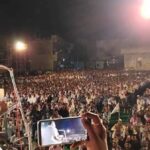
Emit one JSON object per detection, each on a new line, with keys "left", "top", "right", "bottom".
{"left": 37, "top": 117, "right": 87, "bottom": 147}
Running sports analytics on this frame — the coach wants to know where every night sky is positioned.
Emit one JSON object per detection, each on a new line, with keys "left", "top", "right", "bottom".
{"left": 0, "top": 0, "right": 150, "bottom": 41}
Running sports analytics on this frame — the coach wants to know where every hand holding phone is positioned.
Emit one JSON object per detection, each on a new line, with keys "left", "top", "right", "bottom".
{"left": 37, "top": 117, "right": 87, "bottom": 147}
{"left": 71, "top": 112, "right": 108, "bottom": 150}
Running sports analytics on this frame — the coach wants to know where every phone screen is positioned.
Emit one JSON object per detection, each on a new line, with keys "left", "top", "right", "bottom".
{"left": 38, "top": 117, "right": 87, "bottom": 147}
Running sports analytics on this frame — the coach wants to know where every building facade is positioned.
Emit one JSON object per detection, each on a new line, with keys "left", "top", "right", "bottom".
{"left": 8, "top": 35, "right": 62, "bottom": 72}
{"left": 122, "top": 48, "right": 150, "bottom": 70}
{"left": 28, "top": 38, "right": 56, "bottom": 71}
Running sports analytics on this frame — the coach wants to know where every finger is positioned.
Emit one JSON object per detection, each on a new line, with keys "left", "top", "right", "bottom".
{"left": 97, "top": 123, "right": 107, "bottom": 140}
{"left": 82, "top": 112, "right": 102, "bottom": 134}
{"left": 81, "top": 118, "right": 97, "bottom": 140}
{"left": 70, "top": 141, "right": 85, "bottom": 150}
{"left": 82, "top": 112, "right": 106, "bottom": 139}
{"left": 82, "top": 112, "right": 101, "bottom": 125}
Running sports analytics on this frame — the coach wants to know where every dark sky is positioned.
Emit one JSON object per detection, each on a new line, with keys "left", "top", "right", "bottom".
{"left": 0, "top": 0, "right": 150, "bottom": 41}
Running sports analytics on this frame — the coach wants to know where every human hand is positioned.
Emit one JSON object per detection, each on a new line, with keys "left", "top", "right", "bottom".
{"left": 71, "top": 112, "right": 108, "bottom": 150}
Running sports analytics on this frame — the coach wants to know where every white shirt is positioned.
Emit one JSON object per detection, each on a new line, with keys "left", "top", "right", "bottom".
{"left": 41, "top": 121, "right": 62, "bottom": 146}
{"left": 27, "top": 95, "right": 36, "bottom": 104}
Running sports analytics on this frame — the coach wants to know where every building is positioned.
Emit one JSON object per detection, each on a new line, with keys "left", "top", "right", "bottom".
{"left": 28, "top": 37, "right": 57, "bottom": 71}
{"left": 122, "top": 47, "right": 150, "bottom": 70}
{"left": 8, "top": 35, "right": 63, "bottom": 72}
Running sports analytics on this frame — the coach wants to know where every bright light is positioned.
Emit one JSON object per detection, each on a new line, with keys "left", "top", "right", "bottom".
{"left": 66, "top": 129, "right": 70, "bottom": 133}
{"left": 141, "top": 0, "right": 150, "bottom": 19}
{"left": 15, "top": 41, "right": 27, "bottom": 52}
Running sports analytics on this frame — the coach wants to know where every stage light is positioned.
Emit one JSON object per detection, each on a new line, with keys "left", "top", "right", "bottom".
{"left": 141, "top": 0, "right": 150, "bottom": 19}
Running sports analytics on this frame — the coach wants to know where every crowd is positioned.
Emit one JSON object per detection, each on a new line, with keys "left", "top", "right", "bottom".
{"left": 0, "top": 70, "right": 150, "bottom": 150}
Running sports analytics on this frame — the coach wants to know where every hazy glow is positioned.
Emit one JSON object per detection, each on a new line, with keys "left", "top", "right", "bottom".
{"left": 66, "top": 129, "right": 70, "bottom": 133}
{"left": 141, "top": 0, "right": 150, "bottom": 19}
{"left": 15, "top": 41, "right": 27, "bottom": 52}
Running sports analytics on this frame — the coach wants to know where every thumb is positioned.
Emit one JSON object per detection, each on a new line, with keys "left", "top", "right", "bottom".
{"left": 70, "top": 141, "right": 84, "bottom": 150}
{"left": 81, "top": 118, "right": 97, "bottom": 140}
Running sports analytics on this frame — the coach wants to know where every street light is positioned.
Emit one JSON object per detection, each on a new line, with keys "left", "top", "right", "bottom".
{"left": 141, "top": 0, "right": 150, "bottom": 19}
{"left": 14, "top": 41, "right": 28, "bottom": 75}
{"left": 14, "top": 41, "right": 27, "bottom": 52}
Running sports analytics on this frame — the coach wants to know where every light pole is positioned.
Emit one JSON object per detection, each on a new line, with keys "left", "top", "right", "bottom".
{"left": 14, "top": 41, "right": 28, "bottom": 75}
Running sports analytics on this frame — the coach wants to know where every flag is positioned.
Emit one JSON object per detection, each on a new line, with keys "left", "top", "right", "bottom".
{"left": 111, "top": 103, "right": 120, "bottom": 115}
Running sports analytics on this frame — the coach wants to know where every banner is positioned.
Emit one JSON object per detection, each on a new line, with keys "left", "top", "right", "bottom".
{"left": 111, "top": 103, "right": 120, "bottom": 115}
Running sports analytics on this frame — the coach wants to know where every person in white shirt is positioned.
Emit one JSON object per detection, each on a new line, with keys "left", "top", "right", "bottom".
{"left": 27, "top": 94, "right": 36, "bottom": 104}
{"left": 41, "top": 121, "right": 63, "bottom": 146}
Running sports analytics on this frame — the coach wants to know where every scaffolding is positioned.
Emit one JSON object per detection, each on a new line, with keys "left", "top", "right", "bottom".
{"left": 0, "top": 65, "right": 32, "bottom": 150}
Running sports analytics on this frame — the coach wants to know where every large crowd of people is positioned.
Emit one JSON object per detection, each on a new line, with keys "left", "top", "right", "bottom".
{"left": 0, "top": 70, "right": 150, "bottom": 150}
